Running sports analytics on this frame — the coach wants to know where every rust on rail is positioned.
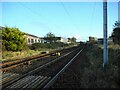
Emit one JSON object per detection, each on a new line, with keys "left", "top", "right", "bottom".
{"left": 0, "top": 50, "right": 60, "bottom": 72}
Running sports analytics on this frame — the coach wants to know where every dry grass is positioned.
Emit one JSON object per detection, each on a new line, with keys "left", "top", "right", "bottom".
{"left": 108, "top": 44, "right": 120, "bottom": 50}
{"left": 80, "top": 44, "right": 120, "bottom": 88}
{"left": 1, "top": 50, "right": 40, "bottom": 62}
{"left": 1, "top": 48, "right": 62, "bottom": 62}
{"left": 98, "top": 44, "right": 120, "bottom": 50}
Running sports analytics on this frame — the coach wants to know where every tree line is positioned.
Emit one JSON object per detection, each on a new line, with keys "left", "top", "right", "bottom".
{"left": 44, "top": 32, "right": 76, "bottom": 44}
{"left": 2, "top": 21, "right": 119, "bottom": 52}
{"left": 1, "top": 26, "right": 77, "bottom": 52}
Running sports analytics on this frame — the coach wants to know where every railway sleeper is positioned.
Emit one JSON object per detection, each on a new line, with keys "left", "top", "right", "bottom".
{"left": 22, "top": 76, "right": 42, "bottom": 88}
{"left": 4, "top": 75, "right": 51, "bottom": 89}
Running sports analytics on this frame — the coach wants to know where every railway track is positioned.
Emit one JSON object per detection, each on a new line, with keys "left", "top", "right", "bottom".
{"left": 1, "top": 52, "right": 54, "bottom": 72}
{"left": 2, "top": 46, "right": 78, "bottom": 74}
{"left": 1, "top": 46, "right": 77, "bottom": 72}
{"left": 43, "top": 48, "right": 84, "bottom": 89}
{"left": 2, "top": 73, "right": 51, "bottom": 89}
{"left": 2, "top": 46, "right": 84, "bottom": 89}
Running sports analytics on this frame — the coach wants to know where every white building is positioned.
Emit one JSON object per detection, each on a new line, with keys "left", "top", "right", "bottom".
{"left": 24, "top": 34, "right": 44, "bottom": 45}
{"left": 24, "top": 34, "right": 70, "bottom": 45}
{"left": 57, "top": 37, "right": 68, "bottom": 44}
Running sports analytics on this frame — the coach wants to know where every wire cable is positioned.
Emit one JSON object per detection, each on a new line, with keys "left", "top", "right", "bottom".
{"left": 16, "top": 1, "right": 61, "bottom": 33}
{"left": 58, "top": 0, "right": 80, "bottom": 31}
{"left": 89, "top": 1, "right": 96, "bottom": 33}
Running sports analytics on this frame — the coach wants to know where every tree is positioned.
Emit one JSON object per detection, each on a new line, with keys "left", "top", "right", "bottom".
{"left": 71, "top": 37, "right": 76, "bottom": 43}
{"left": 111, "top": 21, "right": 120, "bottom": 45}
{"left": 113, "top": 21, "right": 120, "bottom": 28}
{"left": 112, "top": 28, "right": 120, "bottom": 45}
{"left": 46, "top": 32, "right": 55, "bottom": 37}
{"left": 44, "top": 32, "right": 57, "bottom": 43}
{"left": 88, "top": 36, "right": 96, "bottom": 44}
{"left": 2, "top": 26, "right": 26, "bottom": 51}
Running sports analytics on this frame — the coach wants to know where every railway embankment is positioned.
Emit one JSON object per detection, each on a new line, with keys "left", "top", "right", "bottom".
{"left": 51, "top": 44, "right": 120, "bottom": 88}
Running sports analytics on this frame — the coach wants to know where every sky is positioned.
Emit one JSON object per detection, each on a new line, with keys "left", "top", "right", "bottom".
{"left": 0, "top": 1, "right": 119, "bottom": 41}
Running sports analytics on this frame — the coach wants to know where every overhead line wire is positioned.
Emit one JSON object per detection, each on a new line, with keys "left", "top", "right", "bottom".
{"left": 16, "top": 1, "right": 60, "bottom": 33}
{"left": 89, "top": 1, "right": 97, "bottom": 33}
{"left": 58, "top": 0, "right": 80, "bottom": 31}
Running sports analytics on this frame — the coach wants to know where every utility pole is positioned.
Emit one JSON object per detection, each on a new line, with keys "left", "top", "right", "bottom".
{"left": 118, "top": 1, "right": 120, "bottom": 27}
{"left": 103, "top": 0, "right": 108, "bottom": 68}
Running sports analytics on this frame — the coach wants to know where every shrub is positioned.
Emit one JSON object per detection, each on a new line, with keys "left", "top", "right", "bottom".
{"left": 29, "top": 42, "right": 69, "bottom": 50}
{"left": 2, "top": 26, "right": 26, "bottom": 51}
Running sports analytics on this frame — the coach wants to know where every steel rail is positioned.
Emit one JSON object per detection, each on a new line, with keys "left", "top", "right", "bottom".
{"left": 42, "top": 47, "right": 84, "bottom": 89}
{"left": 2, "top": 47, "right": 80, "bottom": 89}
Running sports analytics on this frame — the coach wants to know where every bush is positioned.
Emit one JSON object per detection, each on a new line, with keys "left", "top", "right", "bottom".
{"left": 29, "top": 42, "right": 69, "bottom": 50}
{"left": 22, "top": 45, "right": 30, "bottom": 51}
{"left": 2, "top": 26, "right": 26, "bottom": 51}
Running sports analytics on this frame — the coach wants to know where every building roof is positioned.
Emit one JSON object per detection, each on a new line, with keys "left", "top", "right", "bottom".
{"left": 25, "top": 33, "right": 39, "bottom": 38}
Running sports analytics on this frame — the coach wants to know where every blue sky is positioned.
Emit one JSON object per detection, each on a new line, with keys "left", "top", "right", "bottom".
{"left": 1, "top": 2, "right": 118, "bottom": 41}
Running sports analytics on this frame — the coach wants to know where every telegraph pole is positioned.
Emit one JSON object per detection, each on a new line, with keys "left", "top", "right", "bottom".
{"left": 103, "top": 0, "right": 108, "bottom": 68}
{"left": 118, "top": 1, "right": 120, "bottom": 27}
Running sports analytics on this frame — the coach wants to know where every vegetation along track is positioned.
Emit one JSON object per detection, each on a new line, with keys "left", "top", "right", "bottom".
{"left": 2, "top": 46, "right": 84, "bottom": 89}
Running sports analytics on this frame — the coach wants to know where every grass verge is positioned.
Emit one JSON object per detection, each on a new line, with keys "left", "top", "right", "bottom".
{"left": 80, "top": 44, "right": 120, "bottom": 88}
